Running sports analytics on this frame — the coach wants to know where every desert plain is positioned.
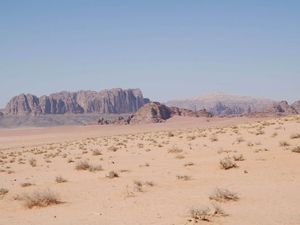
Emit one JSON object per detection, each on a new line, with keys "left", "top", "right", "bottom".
{"left": 1, "top": 115, "right": 300, "bottom": 225}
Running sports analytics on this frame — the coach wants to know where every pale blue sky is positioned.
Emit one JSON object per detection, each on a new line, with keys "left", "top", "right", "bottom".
{"left": 1, "top": 1, "right": 300, "bottom": 107}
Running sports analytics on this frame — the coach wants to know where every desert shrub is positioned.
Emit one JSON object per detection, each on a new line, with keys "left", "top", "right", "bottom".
{"left": 75, "top": 161, "right": 102, "bottom": 172}
{"left": 209, "top": 188, "right": 239, "bottom": 202}
{"left": 279, "top": 141, "right": 290, "bottom": 147}
{"left": 233, "top": 154, "right": 245, "bottom": 161}
{"left": 292, "top": 146, "right": 300, "bottom": 153}
{"left": 210, "top": 135, "right": 218, "bottom": 142}
{"left": 106, "top": 171, "right": 119, "bottom": 179}
{"left": 0, "top": 188, "right": 9, "bottom": 196}
{"left": 176, "top": 175, "right": 191, "bottom": 181}
{"left": 21, "top": 183, "right": 33, "bottom": 188}
{"left": 92, "top": 149, "right": 102, "bottom": 156}
{"left": 219, "top": 157, "right": 237, "bottom": 170}
{"left": 290, "top": 134, "right": 300, "bottom": 139}
{"left": 189, "top": 204, "right": 226, "bottom": 223}
{"left": 22, "top": 190, "right": 61, "bottom": 208}
{"left": 29, "top": 158, "right": 37, "bottom": 167}
{"left": 55, "top": 176, "right": 68, "bottom": 183}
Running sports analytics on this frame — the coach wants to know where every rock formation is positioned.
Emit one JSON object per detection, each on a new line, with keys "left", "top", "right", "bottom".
{"left": 291, "top": 101, "right": 300, "bottom": 113}
{"left": 5, "top": 88, "right": 149, "bottom": 116}
{"left": 128, "top": 102, "right": 212, "bottom": 124}
{"left": 269, "top": 101, "right": 298, "bottom": 115}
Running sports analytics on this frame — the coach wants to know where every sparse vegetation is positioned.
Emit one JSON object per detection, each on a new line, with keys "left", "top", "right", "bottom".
{"left": 189, "top": 204, "right": 227, "bottom": 223}
{"left": 75, "top": 161, "right": 102, "bottom": 172}
{"left": 22, "top": 190, "right": 62, "bottom": 209}
{"left": 233, "top": 154, "right": 245, "bottom": 161}
{"left": 209, "top": 188, "right": 239, "bottom": 202}
{"left": 55, "top": 176, "right": 68, "bottom": 183}
{"left": 290, "top": 134, "right": 300, "bottom": 139}
{"left": 29, "top": 158, "right": 37, "bottom": 167}
{"left": 106, "top": 171, "right": 119, "bottom": 179}
{"left": 220, "top": 157, "right": 237, "bottom": 170}
{"left": 0, "top": 188, "right": 9, "bottom": 197}
{"left": 292, "top": 146, "right": 300, "bottom": 153}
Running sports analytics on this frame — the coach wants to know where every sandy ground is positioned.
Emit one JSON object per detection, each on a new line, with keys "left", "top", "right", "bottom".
{"left": 0, "top": 115, "right": 300, "bottom": 225}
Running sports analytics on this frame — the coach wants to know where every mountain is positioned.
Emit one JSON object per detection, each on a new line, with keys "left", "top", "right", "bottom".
{"left": 4, "top": 88, "right": 150, "bottom": 116}
{"left": 166, "top": 93, "right": 285, "bottom": 116}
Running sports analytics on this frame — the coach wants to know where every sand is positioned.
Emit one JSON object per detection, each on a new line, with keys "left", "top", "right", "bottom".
{"left": 0, "top": 115, "right": 300, "bottom": 225}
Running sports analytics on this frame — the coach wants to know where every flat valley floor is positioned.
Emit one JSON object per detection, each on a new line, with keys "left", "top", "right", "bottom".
{"left": 1, "top": 116, "right": 300, "bottom": 225}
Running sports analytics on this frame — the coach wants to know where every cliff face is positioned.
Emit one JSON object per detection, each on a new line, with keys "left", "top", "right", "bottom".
{"left": 5, "top": 88, "right": 149, "bottom": 115}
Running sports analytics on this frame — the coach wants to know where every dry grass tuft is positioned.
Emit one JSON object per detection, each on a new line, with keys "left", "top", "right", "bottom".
{"left": 0, "top": 188, "right": 9, "bottom": 197}
{"left": 189, "top": 204, "right": 227, "bottom": 223}
{"left": 290, "top": 134, "right": 300, "bottom": 139}
{"left": 55, "top": 176, "right": 68, "bottom": 183}
{"left": 22, "top": 190, "right": 62, "bottom": 209}
{"left": 75, "top": 161, "right": 102, "bottom": 172}
{"left": 291, "top": 146, "right": 300, "bottom": 153}
{"left": 233, "top": 154, "right": 245, "bottom": 161}
{"left": 106, "top": 171, "right": 119, "bottom": 179}
{"left": 209, "top": 188, "right": 239, "bottom": 202}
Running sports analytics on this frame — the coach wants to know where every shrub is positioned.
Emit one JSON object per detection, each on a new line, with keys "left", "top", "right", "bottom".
{"left": 75, "top": 161, "right": 102, "bottom": 172}
{"left": 106, "top": 171, "right": 119, "bottom": 179}
{"left": 292, "top": 146, "right": 300, "bottom": 153}
{"left": 209, "top": 188, "right": 239, "bottom": 202}
{"left": 22, "top": 190, "right": 61, "bottom": 208}
{"left": 233, "top": 154, "right": 245, "bottom": 161}
{"left": 290, "top": 134, "right": 300, "bottom": 139}
{"left": 220, "top": 157, "right": 237, "bottom": 170}
{"left": 0, "top": 188, "right": 9, "bottom": 196}
{"left": 55, "top": 176, "right": 68, "bottom": 183}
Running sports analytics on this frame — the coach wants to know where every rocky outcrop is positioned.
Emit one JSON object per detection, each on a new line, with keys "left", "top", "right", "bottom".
{"left": 5, "top": 88, "right": 149, "bottom": 116}
{"left": 130, "top": 102, "right": 173, "bottom": 124}
{"left": 128, "top": 102, "right": 212, "bottom": 124}
{"left": 269, "top": 101, "right": 298, "bottom": 115}
{"left": 291, "top": 101, "right": 300, "bottom": 113}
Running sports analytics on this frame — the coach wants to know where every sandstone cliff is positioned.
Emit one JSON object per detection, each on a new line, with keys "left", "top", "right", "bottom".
{"left": 5, "top": 88, "right": 149, "bottom": 115}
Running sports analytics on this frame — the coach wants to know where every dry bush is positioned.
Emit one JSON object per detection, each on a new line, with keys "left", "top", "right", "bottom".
{"left": 167, "top": 132, "right": 175, "bottom": 137}
{"left": 189, "top": 204, "right": 227, "bottom": 223}
{"left": 22, "top": 190, "right": 62, "bottom": 209}
{"left": 168, "top": 147, "right": 183, "bottom": 154}
{"left": 279, "top": 141, "right": 290, "bottom": 147}
{"left": 0, "top": 188, "right": 9, "bottom": 196}
{"left": 209, "top": 188, "right": 239, "bottom": 202}
{"left": 220, "top": 157, "right": 237, "bottom": 170}
{"left": 233, "top": 154, "right": 245, "bottom": 161}
{"left": 108, "top": 146, "right": 118, "bottom": 152}
{"left": 177, "top": 175, "right": 191, "bottom": 181}
{"left": 75, "top": 161, "right": 102, "bottom": 172}
{"left": 236, "top": 137, "right": 245, "bottom": 143}
{"left": 106, "top": 171, "right": 119, "bottom": 179}
{"left": 55, "top": 176, "right": 68, "bottom": 183}
{"left": 92, "top": 149, "right": 102, "bottom": 156}
{"left": 290, "top": 134, "right": 300, "bottom": 139}
{"left": 29, "top": 158, "right": 37, "bottom": 167}
{"left": 292, "top": 146, "right": 300, "bottom": 153}
{"left": 21, "top": 183, "right": 34, "bottom": 188}
{"left": 210, "top": 135, "right": 218, "bottom": 142}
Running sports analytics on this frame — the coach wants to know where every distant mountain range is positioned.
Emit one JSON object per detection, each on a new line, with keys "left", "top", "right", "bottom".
{"left": 166, "top": 93, "right": 300, "bottom": 116}
{"left": 1, "top": 90, "right": 299, "bottom": 119}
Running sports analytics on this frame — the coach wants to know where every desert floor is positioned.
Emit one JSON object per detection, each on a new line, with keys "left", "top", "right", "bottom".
{"left": 0, "top": 116, "right": 300, "bottom": 225}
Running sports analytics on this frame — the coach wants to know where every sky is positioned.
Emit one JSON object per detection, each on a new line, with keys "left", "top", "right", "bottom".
{"left": 0, "top": 0, "right": 300, "bottom": 107}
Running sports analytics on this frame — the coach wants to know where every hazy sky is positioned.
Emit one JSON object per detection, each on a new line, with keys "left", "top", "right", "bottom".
{"left": 1, "top": 1, "right": 300, "bottom": 107}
